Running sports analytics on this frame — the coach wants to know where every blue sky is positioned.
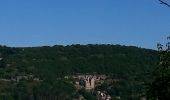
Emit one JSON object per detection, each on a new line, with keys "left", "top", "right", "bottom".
{"left": 0, "top": 0, "right": 170, "bottom": 49}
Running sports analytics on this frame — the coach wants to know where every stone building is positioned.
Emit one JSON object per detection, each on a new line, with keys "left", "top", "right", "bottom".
{"left": 97, "top": 91, "right": 112, "bottom": 100}
{"left": 85, "top": 76, "right": 95, "bottom": 90}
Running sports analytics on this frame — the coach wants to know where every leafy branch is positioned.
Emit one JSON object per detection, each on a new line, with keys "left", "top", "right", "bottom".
{"left": 159, "top": 0, "right": 170, "bottom": 7}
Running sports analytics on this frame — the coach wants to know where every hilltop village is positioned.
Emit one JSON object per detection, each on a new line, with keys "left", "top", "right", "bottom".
{"left": 65, "top": 74, "right": 113, "bottom": 100}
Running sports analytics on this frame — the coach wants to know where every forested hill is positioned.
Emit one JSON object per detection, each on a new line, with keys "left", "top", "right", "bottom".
{"left": 0, "top": 44, "right": 158, "bottom": 100}
{"left": 0, "top": 44, "right": 157, "bottom": 79}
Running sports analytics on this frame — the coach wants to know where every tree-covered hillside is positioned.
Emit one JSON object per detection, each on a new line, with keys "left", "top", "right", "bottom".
{"left": 0, "top": 44, "right": 158, "bottom": 100}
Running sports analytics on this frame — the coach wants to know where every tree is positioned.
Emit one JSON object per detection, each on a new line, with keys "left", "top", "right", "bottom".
{"left": 158, "top": 0, "right": 170, "bottom": 7}
{"left": 147, "top": 37, "right": 170, "bottom": 100}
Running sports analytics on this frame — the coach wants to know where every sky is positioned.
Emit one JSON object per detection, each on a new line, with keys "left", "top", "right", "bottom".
{"left": 0, "top": 0, "right": 170, "bottom": 49}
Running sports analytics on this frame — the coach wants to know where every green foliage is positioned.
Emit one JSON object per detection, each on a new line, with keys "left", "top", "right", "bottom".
{"left": 0, "top": 44, "right": 158, "bottom": 100}
{"left": 33, "top": 80, "right": 75, "bottom": 100}
{"left": 147, "top": 62, "right": 170, "bottom": 99}
{"left": 147, "top": 37, "right": 170, "bottom": 100}
{"left": 1, "top": 45, "right": 157, "bottom": 78}
{"left": 78, "top": 89, "right": 97, "bottom": 100}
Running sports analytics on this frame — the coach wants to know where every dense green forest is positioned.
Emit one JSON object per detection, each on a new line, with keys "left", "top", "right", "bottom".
{"left": 0, "top": 44, "right": 158, "bottom": 100}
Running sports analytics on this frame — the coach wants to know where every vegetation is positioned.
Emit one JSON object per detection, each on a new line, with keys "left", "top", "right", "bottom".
{"left": 147, "top": 37, "right": 170, "bottom": 100}
{"left": 0, "top": 44, "right": 158, "bottom": 100}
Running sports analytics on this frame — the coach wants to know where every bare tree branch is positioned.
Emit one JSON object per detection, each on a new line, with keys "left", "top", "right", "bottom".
{"left": 159, "top": 0, "right": 170, "bottom": 7}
